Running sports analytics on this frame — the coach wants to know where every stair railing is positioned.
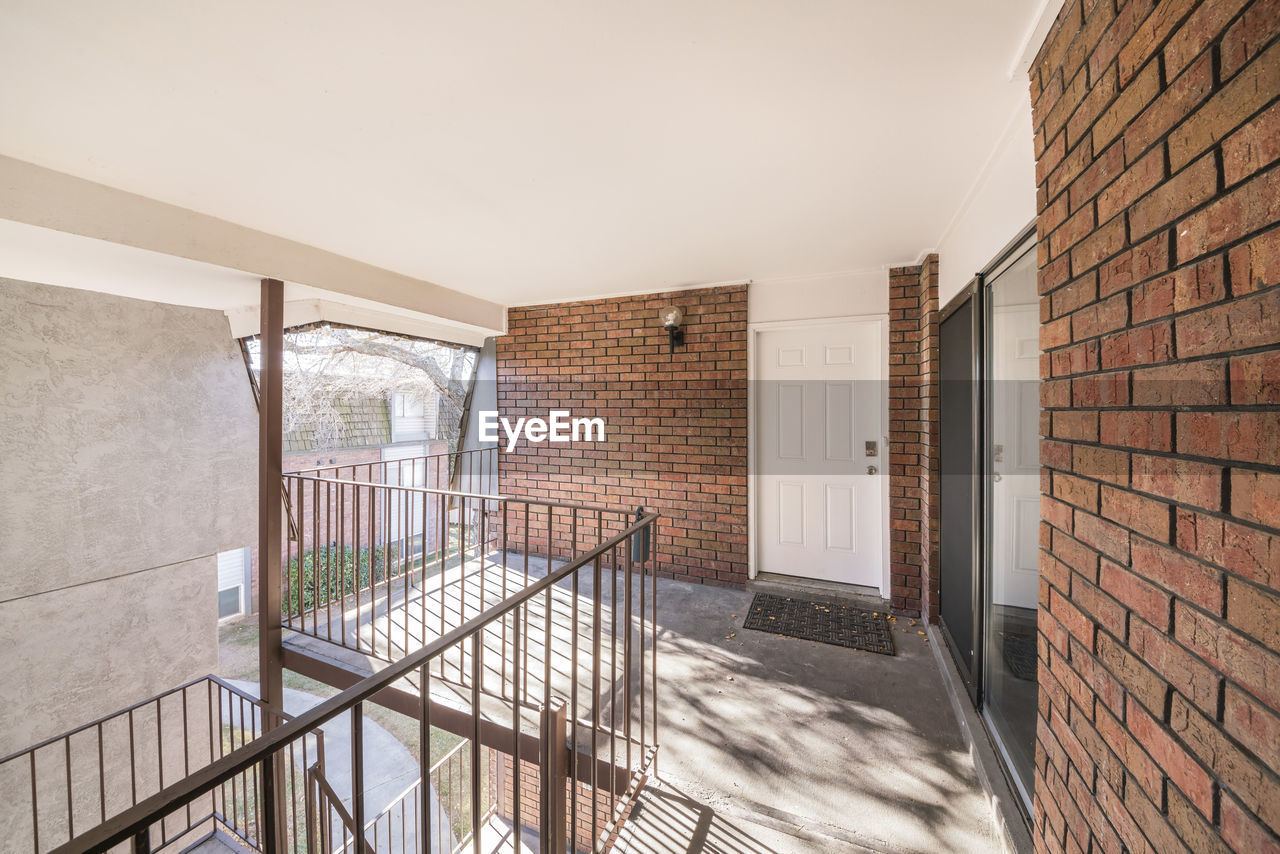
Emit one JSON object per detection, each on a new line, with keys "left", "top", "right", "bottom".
{"left": 0, "top": 676, "right": 322, "bottom": 854}
{"left": 53, "top": 508, "right": 659, "bottom": 854}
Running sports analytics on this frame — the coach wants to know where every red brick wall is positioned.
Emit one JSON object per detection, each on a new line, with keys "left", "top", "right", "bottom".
{"left": 888, "top": 258, "right": 940, "bottom": 617}
{"left": 492, "top": 751, "right": 616, "bottom": 852}
{"left": 1031, "top": 1, "right": 1280, "bottom": 851}
{"left": 497, "top": 286, "right": 748, "bottom": 586}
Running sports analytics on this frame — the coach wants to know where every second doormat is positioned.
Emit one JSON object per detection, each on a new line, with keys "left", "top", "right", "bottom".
{"left": 742, "top": 593, "right": 896, "bottom": 655}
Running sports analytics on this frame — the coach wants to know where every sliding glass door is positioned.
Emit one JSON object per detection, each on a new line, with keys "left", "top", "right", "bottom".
{"left": 982, "top": 239, "right": 1040, "bottom": 809}
{"left": 938, "top": 229, "right": 1040, "bottom": 817}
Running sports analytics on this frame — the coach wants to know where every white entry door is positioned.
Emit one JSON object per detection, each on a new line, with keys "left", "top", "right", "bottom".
{"left": 754, "top": 319, "right": 886, "bottom": 590}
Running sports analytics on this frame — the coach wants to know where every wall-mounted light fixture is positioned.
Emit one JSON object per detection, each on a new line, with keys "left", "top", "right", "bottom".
{"left": 659, "top": 305, "right": 684, "bottom": 352}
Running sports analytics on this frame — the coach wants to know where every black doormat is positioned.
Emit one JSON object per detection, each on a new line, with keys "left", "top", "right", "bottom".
{"left": 742, "top": 593, "right": 895, "bottom": 655}
{"left": 1002, "top": 631, "right": 1038, "bottom": 681}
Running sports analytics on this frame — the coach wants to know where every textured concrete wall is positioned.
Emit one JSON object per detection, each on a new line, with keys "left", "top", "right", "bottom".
{"left": 0, "top": 279, "right": 257, "bottom": 755}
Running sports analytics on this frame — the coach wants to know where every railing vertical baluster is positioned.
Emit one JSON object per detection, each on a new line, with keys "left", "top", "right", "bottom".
{"left": 512, "top": 603, "right": 523, "bottom": 844}
{"left": 245, "top": 698, "right": 257, "bottom": 845}
{"left": 343, "top": 483, "right": 350, "bottom": 649}
{"left": 609, "top": 544, "right": 618, "bottom": 812}
{"left": 353, "top": 481, "right": 361, "bottom": 655}
{"left": 652, "top": 519, "right": 659, "bottom": 770}
{"left": 639, "top": 523, "right": 647, "bottom": 755}
{"left": 420, "top": 662, "right": 431, "bottom": 854}
{"left": 523, "top": 505, "right": 531, "bottom": 698}
{"left": 327, "top": 480, "right": 335, "bottom": 644}
{"left": 384, "top": 477, "right": 392, "bottom": 658}
{"left": 29, "top": 750, "right": 38, "bottom": 854}
{"left": 285, "top": 478, "right": 293, "bottom": 629}
{"left": 155, "top": 698, "right": 164, "bottom": 838}
{"left": 128, "top": 708, "right": 138, "bottom": 807}
{"left": 352, "top": 703, "right": 365, "bottom": 854}
{"left": 287, "top": 736, "right": 298, "bottom": 853}
{"left": 208, "top": 681, "right": 218, "bottom": 821}
{"left": 479, "top": 496, "right": 487, "bottom": 688}
{"left": 260, "top": 751, "right": 277, "bottom": 854}
{"left": 459, "top": 495, "right": 467, "bottom": 684}
{"left": 64, "top": 730, "right": 73, "bottom": 841}
{"left": 591, "top": 552, "right": 602, "bottom": 839}
{"left": 404, "top": 483, "right": 411, "bottom": 659}
{"left": 501, "top": 500, "right": 509, "bottom": 699}
{"left": 544, "top": 506, "right": 554, "bottom": 710}
{"left": 309, "top": 478, "right": 317, "bottom": 639}
{"left": 439, "top": 492, "right": 447, "bottom": 680}
{"left": 303, "top": 767, "right": 315, "bottom": 854}
{"left": 224, "top": 693, "right": 236, "bottom": 840}
{"left": 470, "top": 635, "right": 482, "bottom": 854}
{"left": 430, "top": 481, "right": 435, "bottom": 655}
{"left": 624, "top": 534, "right": 633, "bottom": 776}
{"left": 570, "top": 563, "right": 579, "bottom": 852}
{"left": 97, "top": 721, "right": 106, "bottom": 826}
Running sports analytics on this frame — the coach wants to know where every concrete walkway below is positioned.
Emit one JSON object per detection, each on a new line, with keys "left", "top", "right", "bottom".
{"left": 621, "top": 577, "right": 1003, "bottom": 853}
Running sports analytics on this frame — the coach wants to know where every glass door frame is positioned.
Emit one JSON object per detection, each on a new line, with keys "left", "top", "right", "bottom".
{"left": 978, "top": 224, "right": 1040, "bottom": 820}
{"left": 938, "top": 279, "right": 985, "bottom": 709}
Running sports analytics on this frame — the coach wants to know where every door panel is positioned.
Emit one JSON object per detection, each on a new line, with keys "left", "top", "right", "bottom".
{"left": 777, "top": 482, "right": 805, "bottom": 545}
{"left": 755, "top": 320, "right": 885, "bottom": 589}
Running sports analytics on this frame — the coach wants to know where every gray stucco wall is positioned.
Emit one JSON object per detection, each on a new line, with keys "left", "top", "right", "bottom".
{"left": 0, "top": 279, "right": 257, "bottom": 755}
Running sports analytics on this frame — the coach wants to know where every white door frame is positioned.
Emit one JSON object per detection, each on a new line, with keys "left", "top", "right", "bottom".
{"left": 747, "top": 314, "right": 891, "bottom": 596}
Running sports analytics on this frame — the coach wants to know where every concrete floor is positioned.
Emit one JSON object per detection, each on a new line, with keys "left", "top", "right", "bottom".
{"left": 628, "top": 577, "right": 1003, "bottom": 854}
{"left": 280, "top": 555, "right": 1005, "bottom": 853}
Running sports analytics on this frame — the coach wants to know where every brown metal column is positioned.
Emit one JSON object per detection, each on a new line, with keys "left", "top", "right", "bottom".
{"left": 258, "top": 278, "right": 285, "bottom": 715}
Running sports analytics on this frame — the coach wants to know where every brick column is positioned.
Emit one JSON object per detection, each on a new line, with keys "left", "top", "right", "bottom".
{"left": 888, "top": 257, "right": 940, "bottom": 618}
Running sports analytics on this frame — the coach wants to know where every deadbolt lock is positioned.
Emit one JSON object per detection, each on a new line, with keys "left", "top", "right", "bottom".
{"left": 865, "top": 440, "right": 878, "bottom": 457}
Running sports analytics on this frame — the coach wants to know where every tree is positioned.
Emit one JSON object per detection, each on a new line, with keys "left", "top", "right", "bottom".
{"left": 245, "top": 324, "right": 478, "bottom": 453}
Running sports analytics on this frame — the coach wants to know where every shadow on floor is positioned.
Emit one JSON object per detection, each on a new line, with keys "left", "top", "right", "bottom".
{"left": 612, "top": 779, "right": 786, "bottom": 854}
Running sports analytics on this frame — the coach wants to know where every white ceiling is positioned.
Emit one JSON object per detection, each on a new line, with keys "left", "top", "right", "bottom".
{"left": 0, "top": 0, "right": 1039, "bottom": 306}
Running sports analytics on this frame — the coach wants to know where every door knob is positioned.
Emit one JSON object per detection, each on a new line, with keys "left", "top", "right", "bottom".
{"left": 866, "top": 465, "right": 878, "bottom": 475}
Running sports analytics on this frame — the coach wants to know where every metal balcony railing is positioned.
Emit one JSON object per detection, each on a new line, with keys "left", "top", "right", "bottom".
{"left": 51, "top": 507, "right": 660, "bottom": 854}
{"left": 279, "top": 470, "right": 643, "bottom": 676}
{"left": 285, "top": 447, "right": 498, "bottom": 495}
{"left": 0, "top": 676, "right": 323, "bottom": 854}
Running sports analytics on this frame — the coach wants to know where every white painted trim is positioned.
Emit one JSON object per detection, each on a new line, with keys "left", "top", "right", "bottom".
{"left": 880, "top": 249, "right": 938, "bottom": 270}
{"left": 933, "top": 98, "right": 1032, "bottom": 256}
{"left": 748, "top": 315, "right": 879, "bottom": 333}
{"left": 506, "top": 278, "right": 751, "bottom": 308}
{"left": 877, "top": 313, "right": 891, "bottom": 599}
{"left": 224, "top": 298, "right": 493, "bottom": 347}
{"left": 746, "top": 313, "right": 891, "bottom": 596}
{"left": 750, "top": 266, "right": 885, "bottom": 286}
{"left": 1008, "top": 0, "right": 1067, "bottom": 81}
